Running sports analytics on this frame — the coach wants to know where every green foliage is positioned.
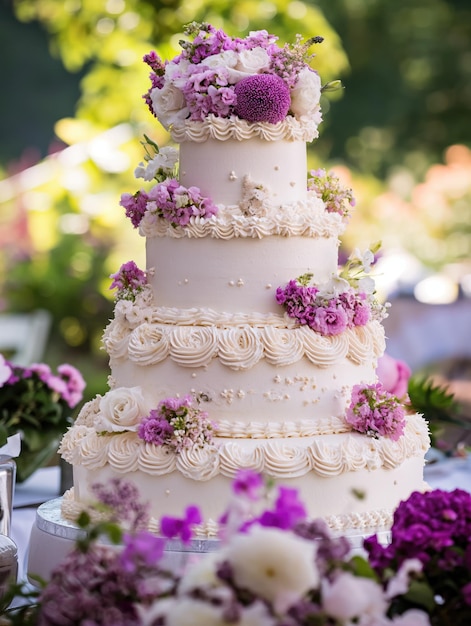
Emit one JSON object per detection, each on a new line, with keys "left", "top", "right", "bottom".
{"left": 316, "top": 0, "right": 471, "bottom": 177}
{"left": 4, "top": 233, "right": 113, "bottom": 354}
{"left": 407, "top": 373, "right": 468, "bottom": 447}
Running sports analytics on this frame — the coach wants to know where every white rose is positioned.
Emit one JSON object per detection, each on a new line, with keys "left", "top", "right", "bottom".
{"left": 166, "top": 598, "right": 226, "bottom": 626}
{"left": 95, "top": 386, "right": 150, "bottom": 432}
{"left": 177, "top": 552, "right": 223, "bottom": 594}
{"left": 290, "top": 67, "right": 322, "bottom": 119}
{"left": 227, "top": 47, "right": 271, "bottom": 83}
{"left": 150, "top": 84, "right": 189, "bottom": 130}
{"left": 224, "top": 525, "right": 319, "bottom": 613}
{"left": 322, "top": 571, "right": 387, "bottom": 622}
{"left": 164, "top": 596, "right": 275, "bottom": 626}
{"left": 164, "top": 59, "right": 192, "bottom": 84}
{"left": 202, "top": 50, "right": 238, "bottom": 71}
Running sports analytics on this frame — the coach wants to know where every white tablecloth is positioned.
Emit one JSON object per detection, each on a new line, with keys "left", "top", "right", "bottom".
{"left": 10, "top": 458, "right": 471, "bottom": 582}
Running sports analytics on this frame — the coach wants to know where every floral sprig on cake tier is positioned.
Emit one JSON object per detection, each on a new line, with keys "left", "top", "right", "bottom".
{"left": 120, "top": 179, "right": 218, "bottom": 229}
{"left": 138, "top": 394, "right": 215, "bottom": 453}
{"left": 143, "top": 21, "right": 339, "bottom": 129}
{"left": 346, "top": 383, "right": 406, "bottom": 441}
{"left": 109, "top": 260, "right": 150, "bottom": 301}
{"left": 276, "top": 244, "right": 386, "bottom": 336}
{"left": 134, "top": 134, "right": 178, "bottom": 182}
{"left": 308, "top": 168, "right": 356, "bottom": 218}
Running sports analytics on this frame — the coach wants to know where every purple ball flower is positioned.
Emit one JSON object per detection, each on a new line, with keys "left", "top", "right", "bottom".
{"left": 234, "top": 74, "right": 291, "bottom": 124}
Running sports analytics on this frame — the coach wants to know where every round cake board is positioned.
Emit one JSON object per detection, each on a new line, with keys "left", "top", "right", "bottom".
{"left": 27, "top": 497, "right": 391, "bottom": 585}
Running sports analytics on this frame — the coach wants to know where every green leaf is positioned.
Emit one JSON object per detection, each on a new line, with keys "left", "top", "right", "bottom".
{"left": 348, "top": 554, "right": 379, "bottom": 580}
{"left": 0, "top": 423, "right": 8, "bottom": 448}
{"left": 408, "top": 375, "right": 465, "bottom": 428}
{"left": 403, "top": 579, "right": 436, "bottom": 612}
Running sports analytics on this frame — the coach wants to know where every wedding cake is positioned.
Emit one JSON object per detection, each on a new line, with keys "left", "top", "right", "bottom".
{"left": 59, "top": 23, "right": 429, "bottom": 536}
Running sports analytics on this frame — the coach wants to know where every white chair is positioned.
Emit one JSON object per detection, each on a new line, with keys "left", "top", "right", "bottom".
{"left": 0, "top": 310, "right": 52, "bottom": 366}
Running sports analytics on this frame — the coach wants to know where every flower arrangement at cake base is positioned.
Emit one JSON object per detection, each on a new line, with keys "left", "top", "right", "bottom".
{"left": 4, "top": 473, "right": 471, "bottom": 625}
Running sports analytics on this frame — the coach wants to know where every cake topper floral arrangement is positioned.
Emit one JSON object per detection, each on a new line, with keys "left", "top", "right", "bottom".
{"left": 143, "top": 21, "right": 339, "bottom": 129}
{"left": 7, "top": 471, "right": 471, "bottom": 625}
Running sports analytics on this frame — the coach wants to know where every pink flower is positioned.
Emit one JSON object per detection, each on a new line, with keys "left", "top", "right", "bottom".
{"left": 234, "top": 74, "right": 291, "bottom": 124}
{"left": 137, "top": 395, "right": 214, "bottom": 453}
{"left": 376, "top": 353, "right": 411, "bottom": 399}
{"left": 120, "top": 530, "right": 165, "bottom": 572}
{"left": 110, "top": 261, "right": 148, "bottom": 302}
{"left": 120, "top": 190, "right": 149, "bottom": 228}
{"left": 346, "top": 383, "right": 406, "bottom": 441}
{"left": 0, "top": 355, "right": 12, "bottom": 387}
{"left": 311, "top": 303, "right": 348, "bottom": 336}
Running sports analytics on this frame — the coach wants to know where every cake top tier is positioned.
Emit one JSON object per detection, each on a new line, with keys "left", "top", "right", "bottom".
{"left": 143, "top": 22, "right": 331, "bottom": 139}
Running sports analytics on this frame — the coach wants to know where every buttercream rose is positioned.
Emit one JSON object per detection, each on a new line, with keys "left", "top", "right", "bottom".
{"left": 95, "top": 386, "right": 151, "bottom": 433}
{"left": 150, "top": 83, "right": 189, "bottom": 130}
{"left": 376, "top": 353, "right": 411, "bottom": 398}
{"left": 290, "top": 67, "right": 322, "bottom": 119}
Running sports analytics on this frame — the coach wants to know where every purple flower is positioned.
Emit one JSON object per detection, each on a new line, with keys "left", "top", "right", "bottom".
{"left": 120, "top": 190, "right": 149, "bottom": 228}
{"left": 352, "top": 298, "right": 370, "bottom": 326}
{"left": 462, "top": 582, "right": 471, "bottom": 607}
{"left": 120, "top": 530, "right": 165, "bottom": 572}
{"left": 137, "top": 394, "right": 215, "bottom": 453}
{"left": 110, "top": 260, "right": 147, "bottom": 292}
{"left": 234, "top": 74, "right": 291, "bottom": 124}
{"left": 91, "top": 478, "right": 150, "bottom": 530}
{"left": 138, "top": 411, "right": 174, "bottom": 445}
{"left": 258, "top": 486, "right": 307, "bottom": 530}
{"left": 38, "top": 545, "right": 140, "bottom": 625}
{"left": 310, "top": 303, "right": 348, "bottom": 336}
{"left": 57, "top": 363, "right": 86, "bottom": 408}
{"left": 146, "top": 179, "right": 218, "bottom": 227}
{"left": 233, "top": 469, "right": 264, "bottom": 501}
{"left": 160, "top": 505, "right": 202, "bottom": 544}
{"left": 346, "top": 383, "right": 406, "bottom": 441}
{"left": 276, "top": 275, "right": 375, "bottom": 336}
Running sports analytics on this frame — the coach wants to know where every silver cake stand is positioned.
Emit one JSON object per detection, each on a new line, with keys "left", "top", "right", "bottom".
{"left": 27, "top": 497, "right": 391, "bottom": 584}
{"left": 27, "top": 497, "right": 221, "bottom": 584}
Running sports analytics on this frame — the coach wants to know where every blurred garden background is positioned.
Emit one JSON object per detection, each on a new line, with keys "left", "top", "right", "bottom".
{"left": 1, "top": 0, "right": 471, "bottom": 416}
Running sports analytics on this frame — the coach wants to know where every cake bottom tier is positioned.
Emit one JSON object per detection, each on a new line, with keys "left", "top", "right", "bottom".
{"left": 61, "top": 414, "right": 429, "bottom": 536}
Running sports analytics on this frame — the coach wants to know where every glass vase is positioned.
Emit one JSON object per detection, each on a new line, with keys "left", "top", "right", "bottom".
{"left": 15, "top": 436, "right": 61, "bottom": 484}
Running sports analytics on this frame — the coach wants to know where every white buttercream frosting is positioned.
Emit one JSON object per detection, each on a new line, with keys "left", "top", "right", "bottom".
{"left": 139, "top": 193, "right": 343, "bottom": 240}
{"left": 171, "top": 115, "right": 319, "bottom": 144}
{"left": 60, "top": 414, "right": 429, "bottom": 478}
{"left": 105, "top": 317, "right": 385, "bottom": 371}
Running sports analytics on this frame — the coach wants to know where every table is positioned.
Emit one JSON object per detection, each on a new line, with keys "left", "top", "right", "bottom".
{"left": 10, "top": 456, "right": 471, "bottom": 583}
